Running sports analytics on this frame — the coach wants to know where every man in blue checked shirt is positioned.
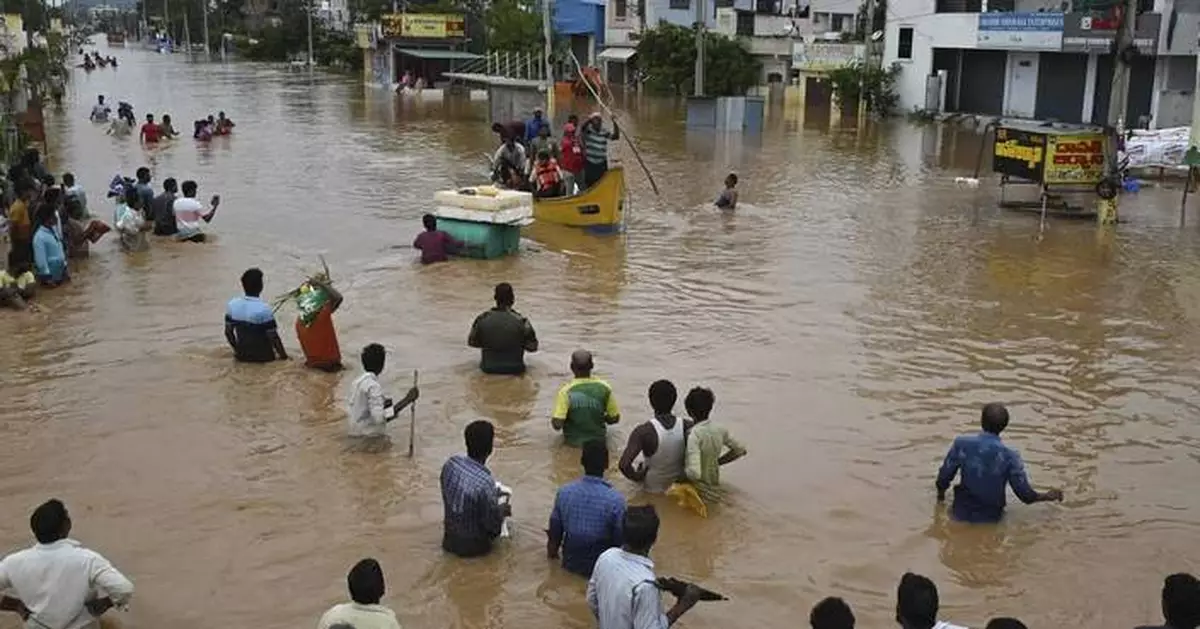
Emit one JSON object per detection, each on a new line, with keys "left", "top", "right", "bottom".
{"left": 547, "top": 440, "right": 626, "bottom": 577}
{"left": 441, "top": 420, "right": 508, "bottom": 558}
{"left": 936, "top": 403, "right": 1063, "bottom": 523}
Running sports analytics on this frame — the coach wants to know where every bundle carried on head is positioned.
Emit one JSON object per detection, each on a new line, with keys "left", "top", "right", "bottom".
{"left": 273, "top": 256, "right": 335, "bottom": 326}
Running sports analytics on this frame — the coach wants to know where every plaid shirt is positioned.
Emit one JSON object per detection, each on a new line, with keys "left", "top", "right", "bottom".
{"left": 440, "top": 454, "right": 504, "bottom": 557}
{"left": 549, "top": 476, "right": 626, "bottom": 576}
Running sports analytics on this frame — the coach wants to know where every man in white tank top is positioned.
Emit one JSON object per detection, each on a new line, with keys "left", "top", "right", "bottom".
{"left": 618, "top": 380, "right": 691, "bottom": 494}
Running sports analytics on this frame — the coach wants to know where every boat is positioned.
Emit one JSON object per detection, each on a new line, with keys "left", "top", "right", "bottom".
{"left": 532, "top": 166, "right": 624, "bottom": 232}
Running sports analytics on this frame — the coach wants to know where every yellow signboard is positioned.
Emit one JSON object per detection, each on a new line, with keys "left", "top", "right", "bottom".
{"left": 1043, "top": 134, "right": 1105, "bottom": 185}
{"left": 381, "top": 13, "right": 465, "bottom": 39}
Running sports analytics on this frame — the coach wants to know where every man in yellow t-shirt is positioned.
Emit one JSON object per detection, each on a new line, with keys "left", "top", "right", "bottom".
{"left": 551, "top": 350, "right": 620, "bottom": 447}
{"left": 6, "top": 181, "right": 36, "bottom": 259}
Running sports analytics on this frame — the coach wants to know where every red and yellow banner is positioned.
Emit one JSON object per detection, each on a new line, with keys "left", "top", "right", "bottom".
{"left": 380, "top": 13, "right": 466, "bottom": 39}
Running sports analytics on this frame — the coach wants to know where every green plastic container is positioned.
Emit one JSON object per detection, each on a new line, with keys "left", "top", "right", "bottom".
{"left": 437, "top": 218, "right": 522, "bottom": 260}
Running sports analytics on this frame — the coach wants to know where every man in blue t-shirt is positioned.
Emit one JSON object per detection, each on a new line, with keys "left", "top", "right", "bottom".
{"left": 224, "top": 268, "right": 288, "bottom": 363}
{"left": 935, "top": 403, "right": 1063, "bottom": 523}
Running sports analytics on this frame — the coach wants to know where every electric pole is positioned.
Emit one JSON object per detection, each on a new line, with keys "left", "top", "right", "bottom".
{"left": 306, "top": 0, "right": 314, "bottom": 67}
{"left": 858, "top": 0, "right": 876, "bottom": 123}
{"left": 543, "top": 0, "right": 553, "bottom": 118}
{"left": 201, "top": 0, "right": 209, "bottom": 59}
{"left": 1099, "top": 0, "right": 1137, "bottom": 225}
{"left": 693, "top": 0, "right": 704, "bottom": 96}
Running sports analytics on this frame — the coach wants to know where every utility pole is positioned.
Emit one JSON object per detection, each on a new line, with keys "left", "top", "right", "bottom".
{"left": 307, "top": 0, "right": 315, "bottom": 67}
{"left": 183, "top": 6, "right": 191, "bottom": 57}
{"left": 1098, "top": 0, "right": 1137, "bottom": 225}
{"left": 857, "top": 0, "right": 876, "bottom": 124}
{"left": 201, "top": 0, "right": 209, "bottom": 59}
{"left": 163, "top": 0, "right": 169, "bottom": 45}
{"left": 693, "top": 0, "right": 704, "bottom": 96}
{"left": 543, "top": 0, "right": 554, "bottom": 118}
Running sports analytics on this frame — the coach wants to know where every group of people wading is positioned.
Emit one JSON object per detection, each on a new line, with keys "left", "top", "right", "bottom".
{"left": 490, "top": 108, "right": 618, "bottom": 198}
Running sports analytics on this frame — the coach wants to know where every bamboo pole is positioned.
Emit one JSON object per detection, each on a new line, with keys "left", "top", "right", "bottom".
{"left": 567, "top": 50, "right": 659, "bottom": 195}
{"left": 407, "top": 369, "right": 418, "bottom": 457}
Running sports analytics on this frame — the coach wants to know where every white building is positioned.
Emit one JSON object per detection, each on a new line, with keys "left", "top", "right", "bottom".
{"left": 882, "top": 0, "right": 1200, "bottom": 128}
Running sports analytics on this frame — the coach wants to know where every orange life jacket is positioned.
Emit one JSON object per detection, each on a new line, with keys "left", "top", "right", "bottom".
{"left": 535, "top": 159, "right": 562, "bottom": 190}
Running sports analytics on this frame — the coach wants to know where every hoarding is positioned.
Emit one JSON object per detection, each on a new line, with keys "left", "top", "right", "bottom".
{"left": 992, "top": 126, "right": 1047, "bottom": 182}
{"left": 1061, "top": 11, "right": 1160, "bottom": 52}
{"left": 380, "top": 13, "right": 466, "bottom": 39}
{"left": 790, "top": 42, "right": 865, "bottom": 72}
{"left": 1044, "top": 134, "right": 1106, "bottom": 184}
{"left": 977, "top": 12, "right": 1064, "bottom": 50}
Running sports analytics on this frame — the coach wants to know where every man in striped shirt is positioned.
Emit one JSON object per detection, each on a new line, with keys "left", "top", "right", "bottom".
{"left": 440, "top": 420, "right": 508, "bottom": 557}
{"left": 580, "top": 113, "right": 619, "bottom": 190}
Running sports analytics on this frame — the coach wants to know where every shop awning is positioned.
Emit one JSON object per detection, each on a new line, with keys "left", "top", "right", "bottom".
{"left": 396, "top": 48, "right": 483, "bottom": 61}
{"left": 598, "top": 47, "right": 637, "bottom": 62}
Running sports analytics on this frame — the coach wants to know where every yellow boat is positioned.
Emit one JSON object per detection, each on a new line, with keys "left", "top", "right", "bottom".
{"left": 532, "top": 166, "right": 624, "bottom": 232}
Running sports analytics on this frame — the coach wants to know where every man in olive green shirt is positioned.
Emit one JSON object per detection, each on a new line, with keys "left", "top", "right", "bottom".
{"left": 552, "top": 350, "right": 620, "bottom": 446}
{"left": 683, "top": 387, "right": 746, "bottom": 488}
{"left": 468, "top": 282, "right": 539, "bottom": 375}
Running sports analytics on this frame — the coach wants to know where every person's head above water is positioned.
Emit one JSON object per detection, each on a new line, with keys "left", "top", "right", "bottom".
{"left": 361, "top": 343, "right": 386, "bottom": 375}
{"left": 61, "top": 172, "right": 75, "bottom": 188}
{"left": 136, "top": 166, "right": 151, "bottom": 183}
{"left": 532, "top": 107, "right": 543, "bottom": 119}
{"left": 122, "top": 187, "right": 140, "bottom": 209}
{"left": 570, "top": 349, "right": 593, "bottom": 377}
{"left": 810, "top": 597, "right": 855, "bottom": 629}
{"left": 648, "top": 379, "right": 677, "bottom": 415}
{"left": 145, "top": 113, "right": 154, "bottom": 123}
{"left": 422, "top": 213, "right": 437, "bottom": 231}
{"left": 181, "top": 180, "right": 199, "bottom": 198}
{"left": 895, "top": 572, "right": 939, "bottom": 629}
{"left": 218, "top": 111, "right": 227, "bottom": 119}
{"left": 30, "top": 499, "right": 71, "bottom": 544}
{"left": 537, "top": 149, "right": 550, "bottom": 163}
{"left": 684, "top": 387, "right": 715, "bottom": 423}
{"left": 464, "top": 420, "right": 495, "bottom": 463}
{"left": 347, "top": 558, "right": 385, "bottom": 605}
{"left": 980, "top": 402, "right": 1009, "bottom": 435}
{"left": 97, "top": 95, "right": 105, "bottom": 104}
{"left": 241, "top": 267, "right": 265, "bottom": 298}
{"left": 1161, "top": 573, "right": 1200, "bottom": 629}
{"left": 538, "top": 124, "right": 550, "bottom": 138}
{"left": 580, "top": 439, "right": 608, "bottom": 477}
{"left": 622, "top": 505, "right": 659, "bottom": 555}
{"left": 725, "top": 173, "right": 738, "bottom": 188}
{"left": 494, "top": 282, "right": 515, "bottom": 308}
{"left": 163, "top": 177, "right": 178, "bottom": 193}
{"left": 162, "top": 114, "right": 172, "bottom": 124}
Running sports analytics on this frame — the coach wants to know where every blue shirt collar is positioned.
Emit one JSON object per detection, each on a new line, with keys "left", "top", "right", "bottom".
{"left": 578, "top": 475, "right": 612, "bottom": 488}
{"left": 977, "top": 431, "right": 1002, "bottom": 441}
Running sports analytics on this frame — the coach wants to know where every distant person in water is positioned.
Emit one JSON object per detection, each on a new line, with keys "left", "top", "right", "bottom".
{"left": 715, "top": 173, "right": 738, "bottom": 210}
{"left": 215, "top": 111, "right": 235, "bottom": 135}
{"left": 172, "top": 180, "right": 219, "bottom": 242}
{"left": 413, "top": 213, "right": 464, "bottom": 264}
{"left": 89, "top": 95, "right": 110, "bottom": 122}
{"left": 317, "top": 558, "right": 402, "bottom": 629}
{"left": 346, "top": 343, "right": 419, "bottom": 439}
{"left": 159, "top": 114, "right": 179, "bottom": 138}
{"left": 139, "top": 113, "right": 161, "bottom": 144}
{"left": 935, "top": 402, "right": 1063, "bottom": 523}
{"left": 225, "top": 267, "right": 289, "bottom": 363}
{"left": 468, "top": 282, "right": 539, "bottom": 375}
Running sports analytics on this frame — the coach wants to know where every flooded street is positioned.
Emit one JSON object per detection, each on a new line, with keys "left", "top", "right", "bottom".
{"left": 2, "top": 44, "right": 1200, "bottom": 629}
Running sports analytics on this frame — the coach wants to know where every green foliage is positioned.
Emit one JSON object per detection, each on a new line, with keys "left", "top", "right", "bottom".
{"left": 826, "top": 61, "right": 901, "bottom": 116}
{"left": 635, "top": 22, "right": 760, "bottom": 96}
{"left": 485, "top": 0, "right": 542, "bottom": 54}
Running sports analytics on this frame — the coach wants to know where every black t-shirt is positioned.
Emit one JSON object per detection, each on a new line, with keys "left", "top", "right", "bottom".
{"left": 151, "top": 191, "right": 177, "bottom": 235}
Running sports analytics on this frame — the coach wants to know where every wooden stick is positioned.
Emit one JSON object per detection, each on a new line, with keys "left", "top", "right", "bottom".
{"left": 568, "top": 51, "right": 660, "bottom": 196}
{"left": 408, "top": 369, "right": 418, "bottom": 457}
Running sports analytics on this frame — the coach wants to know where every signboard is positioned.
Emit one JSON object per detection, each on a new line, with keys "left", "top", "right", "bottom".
{"left": 977, "top": 12, "right": 1064, "bottom": 50}
{"left": 380, "top": 13, "right": 466, "bottom": 39}
{"left": 790, "top": 42, "right": 865, "bottom": 72}
{"left": 1061, "top": 11, "right": 1161, "bottom": 52}
{"left": 1044, "top": 134, "right": 1106, "bottom": 184}
{"left": 992, "top": 126, "right": 1047, "bottom": 182}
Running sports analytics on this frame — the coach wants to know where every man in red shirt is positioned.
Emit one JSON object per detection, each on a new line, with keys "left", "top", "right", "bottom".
{"left": 139, "top": 113, "right": 161, "bottom": 144}
{"left": 413, "top": 213, "right": 464, "bottom": 264}
{"left": 559, "top": 122, "right": 584, "bottom": 191}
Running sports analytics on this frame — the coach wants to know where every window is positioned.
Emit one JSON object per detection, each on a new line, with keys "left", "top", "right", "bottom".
{"left": 736, "top": 10, "right": 755, "bottom": 35}
{"left": 755, "top": 0, "right": 779, "bottom": 13}
{"left": 831, "top": 13, "right": 845, "bottom": 31}
{"left": 615, "top": 0, "right": 627, "bottom": 17}
{"left": 898, "top": 26, "right": 913, "bottom": 59}
{"left": 669, "top": 0, "right": 689, "bottom": 9}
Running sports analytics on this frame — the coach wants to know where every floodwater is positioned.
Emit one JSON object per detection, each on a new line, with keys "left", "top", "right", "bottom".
{"left": 0, "top": 44, "right": 1198, "bottom": 629}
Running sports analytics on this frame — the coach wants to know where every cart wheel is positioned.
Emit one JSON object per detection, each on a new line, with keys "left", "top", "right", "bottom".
{"left": 1096, "top": 178, "right": 1119, "bottom": 200}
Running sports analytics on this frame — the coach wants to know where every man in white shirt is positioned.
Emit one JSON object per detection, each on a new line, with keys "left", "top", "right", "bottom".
{"left": 0, "top": 499, "right": 133, "bottom": 629}
{"left": 347, "top": 343, "right": 418, "bottom": 438}
{"left": 318, "top": 558, "right": 401, "bottom": 629}
{"left": 171, "top": 180, "right": 220, "bottom": 242}
{"left": 587, "top": 505, "right": 701, "bottom": 629}
{"left": 895, "top": 572, "right": 967, "bottom": 629}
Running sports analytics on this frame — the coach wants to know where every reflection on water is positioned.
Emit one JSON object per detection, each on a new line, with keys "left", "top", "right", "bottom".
{"left": 0, "top": 46, "right": 1196, "bottom": 629}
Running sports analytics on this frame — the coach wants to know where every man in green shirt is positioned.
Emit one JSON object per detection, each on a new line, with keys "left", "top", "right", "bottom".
{"left": 468, "top": 282, "right": 539, "bottom": 375}
{"left": 683, "top": 387, "right": 746, "bottom": 489}
{"left": 551, "top": 350, "right": 620, "bottom": 446}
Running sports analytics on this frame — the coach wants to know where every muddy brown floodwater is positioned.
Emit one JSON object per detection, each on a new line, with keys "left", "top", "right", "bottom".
{"left": 1, "top": 44, "right": 1199, "bottom": 629}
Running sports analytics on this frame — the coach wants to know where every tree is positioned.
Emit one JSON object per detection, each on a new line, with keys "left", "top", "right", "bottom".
{"left": 485, "top": 0, "right": 541, "bottom": 53}
{"left": 826, "top": 60, "right": 901, "bottom": 116}
{"left": 853, "top": 0, "right": 885, "bottom": 41}
{"left": 636, "top": 22, "right": 759, "bottom": 96}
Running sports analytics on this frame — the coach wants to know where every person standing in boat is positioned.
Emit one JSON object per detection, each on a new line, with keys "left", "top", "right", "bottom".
{"left": 580, "top": 113, "right": 618, "bottom": 189}
{"left": 560, "top": 122, "right": 584, "bottom": 194}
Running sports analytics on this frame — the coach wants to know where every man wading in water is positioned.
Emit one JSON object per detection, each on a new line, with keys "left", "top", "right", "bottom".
{"left": 468, "top": 282, "right": 538, "bottom": 375}
{"left": 619, "top": 380, "right": 690, "bottom": 494}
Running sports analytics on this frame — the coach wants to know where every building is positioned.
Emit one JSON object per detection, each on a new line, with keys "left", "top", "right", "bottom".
{"left": 359, "top": 13, "right": 477, "bottom": 87}
{"left": 882, "top": 0, "right": 1199, "bottom": 128}
{"left": 555, "top": 0, "right": 606, "bottom": 66}
{"left": 317, "top": 0, "right": 350, "bottom": 31}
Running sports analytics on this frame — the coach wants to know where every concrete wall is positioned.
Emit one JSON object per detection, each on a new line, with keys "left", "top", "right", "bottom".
{"left": 883, "top": 4, "right": 978, "bottom": 113}
{"left": 489, "top": 85, "right": 546, "bottom": 125}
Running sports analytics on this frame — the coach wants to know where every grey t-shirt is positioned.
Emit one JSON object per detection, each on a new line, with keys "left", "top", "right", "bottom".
{"left": 151, "top": 191, "right": 177, "bottom": 234}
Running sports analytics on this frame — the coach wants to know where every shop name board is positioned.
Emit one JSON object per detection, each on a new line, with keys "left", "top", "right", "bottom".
{"left": 1061, "top": 11, "right": 1160, "bottom": 52}
{"left": 790, "top": 42, "right": 865, "bottom": 71}
{"left": 1044, "top": 135, "right": 1105, "bottom": 184}
{"left": 977, "top": 12, "right": 1064, "bottom": 50}
{"left": 993, "top": 127, "right": 1047, "bottom": 182}
{"left": 380, "top": 13, "right": 466, "bottom": 38}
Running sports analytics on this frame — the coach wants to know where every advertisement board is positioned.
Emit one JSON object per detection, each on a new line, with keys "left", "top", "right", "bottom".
{"left": 977, "top": 12, "right": 1064, "bottom": 50}
{"left": 380, "top": 13, "right": 466, "bottom": 38}
{"left": 1061, "top": 12, "right": 1160, "bottom": 52}
{"left": 992, "top": 126, "right": 1047, "bottom": 182}
{"left": 790, "top": 42, "right": 865, "bottom": 72}
{"left": 1044, "top": 134, "right": 1106, "bottom": 184}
